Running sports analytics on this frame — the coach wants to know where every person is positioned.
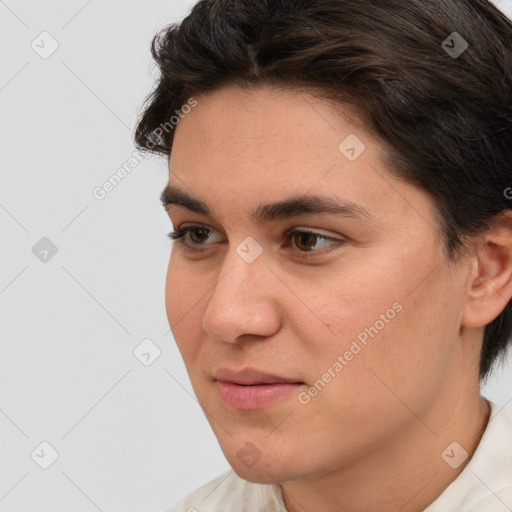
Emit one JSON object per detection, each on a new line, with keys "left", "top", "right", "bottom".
{"left": 134, "top": 1, "right": 512, "bottom": 510}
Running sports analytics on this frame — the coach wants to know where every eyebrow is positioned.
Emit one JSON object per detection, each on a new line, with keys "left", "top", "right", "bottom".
{"left": 160, "top": 185, "right": 373, "bottom": 222}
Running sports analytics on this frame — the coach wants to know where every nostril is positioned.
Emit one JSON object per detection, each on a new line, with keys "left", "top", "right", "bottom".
{"left": 202, "top": 317, "right": 223, "bottom": 342}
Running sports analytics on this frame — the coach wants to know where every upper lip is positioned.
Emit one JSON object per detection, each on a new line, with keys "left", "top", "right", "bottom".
{"left": 213, "top": 367, "right": 302, "bottom": 385}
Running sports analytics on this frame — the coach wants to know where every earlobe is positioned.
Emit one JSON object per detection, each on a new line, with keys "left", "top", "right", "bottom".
{"left": 462, "top": 212, "right": 512, "bottom": 328}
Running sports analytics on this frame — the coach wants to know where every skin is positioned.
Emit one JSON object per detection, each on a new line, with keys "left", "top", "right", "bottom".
{"left": 163, "top": 84, "right": 512, "bottom": 512}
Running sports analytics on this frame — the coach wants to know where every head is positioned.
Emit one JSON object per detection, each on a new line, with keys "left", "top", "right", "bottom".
{"left": 135, "top": 0, "right": 512, "bottom": 484}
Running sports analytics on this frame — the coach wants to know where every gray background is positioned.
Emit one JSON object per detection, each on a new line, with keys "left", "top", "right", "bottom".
{"left": 1, "top": 1, "right": 511, "bottom": 511}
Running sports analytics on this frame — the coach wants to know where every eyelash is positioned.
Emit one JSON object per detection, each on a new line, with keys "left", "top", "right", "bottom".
{"left": 166, "top": 224, "right": 345, "bottom": 259}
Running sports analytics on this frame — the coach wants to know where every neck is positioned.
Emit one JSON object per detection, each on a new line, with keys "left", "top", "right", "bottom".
{"left": 280, "top": 387, "right": 490, "bottom": 512}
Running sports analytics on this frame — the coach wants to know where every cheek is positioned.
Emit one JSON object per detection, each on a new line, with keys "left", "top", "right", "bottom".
{"left": 165, "top": 256, "right": 206, "bottom": 354}
{"left": 323, "top": 282, "right": 462, "bottom": 420}
{"left": 304, "top": 265, "right": 403, "bottom": 349}
{"left": 306, "top": 256, "right": 458, "bottom": 395}
{"left": 165, "top": 255, "right": 206, "bottom": 318}
{"left": 165, "top": 257, "right": 182, "bottom": 325}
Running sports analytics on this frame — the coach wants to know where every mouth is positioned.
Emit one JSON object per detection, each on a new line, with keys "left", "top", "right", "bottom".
{"left": 213, "top": 367, "right": 305, "bottom": 411}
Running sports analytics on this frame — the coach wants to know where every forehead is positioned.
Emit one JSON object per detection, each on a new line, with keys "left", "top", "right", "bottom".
{"left": 173, "top": 84, "right": 366, "bottom": 156}
{"left": 167, "top": 84, "right": 423, "bottom": 223}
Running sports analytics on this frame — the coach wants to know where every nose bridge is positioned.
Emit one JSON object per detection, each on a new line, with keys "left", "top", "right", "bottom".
{"left": 214, "top": 235, "right": 268, "bottom": 298}
{"left": 202, "top": 241, "right": 281, "bottom": 342}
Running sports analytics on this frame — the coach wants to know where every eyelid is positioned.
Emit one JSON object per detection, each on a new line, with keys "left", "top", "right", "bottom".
{"left": 285, "top": 225, "right": 345, "bottom": 240}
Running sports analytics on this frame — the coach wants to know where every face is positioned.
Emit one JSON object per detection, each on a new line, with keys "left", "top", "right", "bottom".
{"left": 163, "top": 84, "right": 475, "bottom": 484}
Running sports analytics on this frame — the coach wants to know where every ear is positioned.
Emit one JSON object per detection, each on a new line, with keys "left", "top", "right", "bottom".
{"left": 462, "top": 211, "right": 512, "bottom": 328}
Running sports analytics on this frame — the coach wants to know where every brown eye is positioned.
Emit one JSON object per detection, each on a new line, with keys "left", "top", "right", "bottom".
{"left": 292, "top": 232, "right": 318, "bottom": 252}
{"left": 285, "top": 228, "right": 346, "bottom": 258}
{"left": 188, "top": 227, "right": 211, "bottom": 244}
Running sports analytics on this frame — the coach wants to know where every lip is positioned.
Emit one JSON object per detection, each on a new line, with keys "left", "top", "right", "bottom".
{"left": 213, "top": 367, "right": 302, "bottom": 385}
{"left": 213, "top": 367, "right": 304, "bottom": 411}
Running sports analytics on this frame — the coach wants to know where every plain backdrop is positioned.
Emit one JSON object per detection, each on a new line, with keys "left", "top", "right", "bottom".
{"left": 1, "top": 1, "right": 511, "bottom": 511}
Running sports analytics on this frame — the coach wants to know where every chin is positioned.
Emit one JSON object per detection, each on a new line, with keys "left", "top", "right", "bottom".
{"left": 224, "top": 447, "right": 312, "bottom": 485}
{"left": 230, "top": 460, "right": 287, "bottom": 485}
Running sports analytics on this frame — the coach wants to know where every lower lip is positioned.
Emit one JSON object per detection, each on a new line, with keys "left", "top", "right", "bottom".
{"left": 215, "top": 381, "right": 303, "bottom": 411}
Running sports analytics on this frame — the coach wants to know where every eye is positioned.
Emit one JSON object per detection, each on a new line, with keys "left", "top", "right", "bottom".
{"left": 167, "top": 224, "right": 345, "bottom": 258}
{"left": 167, "top": 224, "right": 224, "bottom": 248}
{"left": 284, "top": 228, "right": 344, "bottom": 257}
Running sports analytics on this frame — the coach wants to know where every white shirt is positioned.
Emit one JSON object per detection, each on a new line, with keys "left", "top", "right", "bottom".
{"left": 166, "top": 400, "right": 512, "bottom": 511}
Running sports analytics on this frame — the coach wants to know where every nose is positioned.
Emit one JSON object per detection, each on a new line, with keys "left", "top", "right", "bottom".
{"left": 201, "top": 245, "right": 282, "bottom": 344}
